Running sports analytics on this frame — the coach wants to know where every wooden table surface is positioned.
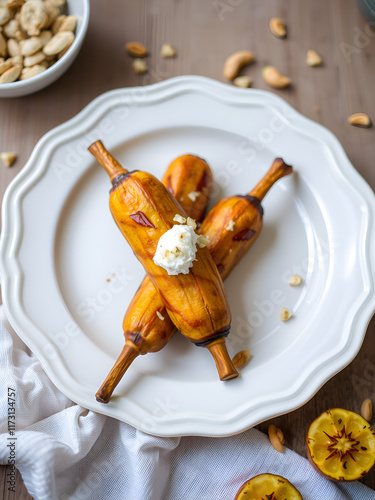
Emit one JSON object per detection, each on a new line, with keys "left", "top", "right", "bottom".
{"left": 1, "top": 0, "right": 375, "bottom": 498}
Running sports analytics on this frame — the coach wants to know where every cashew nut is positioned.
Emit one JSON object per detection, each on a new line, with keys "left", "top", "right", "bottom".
{"left": 262, "top": 65, "right": 291, "bottom": 89}
{"left": 223, "top": 50, "right": 255, "bottom": 80}
{"left": 269, "top": 17, "right": 287, "bottom": 38}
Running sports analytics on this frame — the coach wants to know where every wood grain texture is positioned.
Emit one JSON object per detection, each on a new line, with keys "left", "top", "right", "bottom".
{"left": 0, "top": 0, "right": 374, "bottom": 497}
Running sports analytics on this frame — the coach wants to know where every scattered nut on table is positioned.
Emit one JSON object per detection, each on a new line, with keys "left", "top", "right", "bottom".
{"left": 233, "top": 75, "right": 252, "bottom": 88}
{"left": 262, "top": 66, "right": 291, "bottom": 89}
{"left": 0, "top": 0, "right": 77, "bottom": 85}
{"left": 269, "top": 17, "right": 287, "bottom": 38}
{"left": 132, "top": 58, "right": 147, "bottom": 74}
{"left": 307, "top": 49, "right": 322, "bottom": 67}
{"left": 348, "top": 113, "right": 372, "bottom": 128}
{"left": 0, "top": 151, "right": 17, "bottom": 167}
{"left": 161, "top": 43, "right": 176, "bottom": 58}
{"left": 125, "top": 41, "right": 148, "bottom": 57}
{"left": 268, "top": 424, "right": 284, "bottom": 452}
{"left": 223, "top": 50, "right": 255, "bottom": 80}
{"left": 361, "top": 398, "right": 373, "bottom": 422}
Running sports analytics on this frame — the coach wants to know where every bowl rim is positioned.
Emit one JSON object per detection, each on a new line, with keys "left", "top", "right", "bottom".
{"left": 0, "top": 0, "right": 90, "bottom": 91}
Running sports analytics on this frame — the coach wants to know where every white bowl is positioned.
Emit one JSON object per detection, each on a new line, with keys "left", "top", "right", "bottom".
{"left": 0, "top": 0, "right": 90, "bottom": 98}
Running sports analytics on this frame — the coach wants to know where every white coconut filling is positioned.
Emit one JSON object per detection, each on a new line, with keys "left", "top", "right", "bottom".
{"left": 153, "top": 224, "right": 201, "bottom": 275}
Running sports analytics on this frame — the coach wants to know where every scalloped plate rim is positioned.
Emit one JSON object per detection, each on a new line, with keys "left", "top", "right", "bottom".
{"left": 1, "top": 76, "right": 375, "bottom": 437}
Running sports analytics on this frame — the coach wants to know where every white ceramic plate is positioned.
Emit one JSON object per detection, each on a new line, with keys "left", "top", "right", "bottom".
{"left": 1, "top": 76, "right": 375, "bottom": 437}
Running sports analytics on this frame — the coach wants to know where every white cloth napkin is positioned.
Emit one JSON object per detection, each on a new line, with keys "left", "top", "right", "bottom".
{"left": 0, "top": 306, "right": 374, "bottom": 500}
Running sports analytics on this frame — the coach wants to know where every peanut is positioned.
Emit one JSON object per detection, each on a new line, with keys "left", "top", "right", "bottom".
{"left": 197, "top": 235, "right": 210, "bottom": 248}
{"left": 7, "top": 38, "right": 20, "bottom": 57}
{"left": 186, "top": 217, "right": 197, "bottom": 229}
{"left": 348, "top": 113, "right": 372, "bottom": 128}
{"left": 126, "top": 41, "right": 148, "bottom": 57}
{"left": 232, "top": 350, "right": 250, "bottom": 368}
{"left": 43, "top": 30, "right": 73, "bottom": 55}
{"left": 161, "top": 43, "right": 176, "bottom": 58}
{"left": 20, "top": 63, "right": 45, "bottom": 79}
{"left": 57, "top": 33, "right": 73, "bottom": 58}
{"left": 280, "top": 307, "right": 292, "bottom": 321}
{"left": 0, "top": 62, "right": 21, "bottom": 82}
{"left": 57, "top": 15, "right": 76, "bottom": 33}
{"left": 0, "top": 57, "right": 12, "bottom": 74}
{"left": 223, "top": 50, "right": 255, "bottom": 80}
{"left": 51, "top": 14, "right": 64, "bottom": 33}
{"left": 10, "top": 54, "right": 23, "bottom": 66}
{"left": 21, "top": 36, "right": 43, "bottom": 56}
{"left": 262, "top": 66, "right": 291, "bottom": 89}
{"left": 173, "top": 214, "right": 186, "bottom": 224}
{"left": 43, "top": 0, "right": 60, "bottom": 30}
{"left": 24, "top": 50, "right": 45, "bottom": 67}
{"left": 307, "top": 49, "right": 322, "bottom": 67}
{"left": 0, "top": 7, "right": 12, "bottom": 26}
{"left": 0, "top": 31, "right": 6, "bottom": 57}
{"left": 0, "top": 151, "right": 17, "bottom": 167}
{"left": 0, "top": 0, "right": 75, "bottom": 83}
{"left": 288, "top": 274, "right": 302, "bottom": 286}
{"left": 233, "top": 75, "right": 252, "bottom": 88}
{"left": 20, "top": 0, "right": 47, "bottom": 36}
{"left": 38, "top": 30, "right": 52, "bottom": 46}
{"left": 132, "top": 58, "right": 147, "bottom": 74}
{"left": 269, "top": 17, "right": 287, "bottom": 38}
{"left": 3, "top": 19, "right": 19, "bottom": 39}
{"left": 361, "top": 399, "right": 373, "bottom": 422}
{"left": 268, "top": 424, "right": 284, "bottom": 452}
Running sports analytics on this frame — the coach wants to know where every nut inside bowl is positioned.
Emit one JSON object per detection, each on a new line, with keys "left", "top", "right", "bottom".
{"left": 0, "top": 0, "right": 90, "bottom": 98}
